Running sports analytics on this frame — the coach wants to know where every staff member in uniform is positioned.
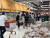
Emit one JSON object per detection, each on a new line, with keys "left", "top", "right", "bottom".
{"left": 0, "top": 11, "right": 8, "bottom": 38}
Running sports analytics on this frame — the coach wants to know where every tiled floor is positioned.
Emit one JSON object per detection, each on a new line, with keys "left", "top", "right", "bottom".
{"left": 3, "top": 21, "right": 50, "bottom": 38}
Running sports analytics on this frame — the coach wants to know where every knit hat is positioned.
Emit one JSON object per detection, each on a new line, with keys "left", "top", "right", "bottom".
{"left": 2, "top": 11, "right": 6, "bottom": 14}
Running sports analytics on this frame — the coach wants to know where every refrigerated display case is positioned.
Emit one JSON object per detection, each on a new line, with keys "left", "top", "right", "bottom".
{"left": 6, "top": 12, "right": 17, "bottom": 20}
{"left": 5, "top": 12, "right": 18, "bottom": 24}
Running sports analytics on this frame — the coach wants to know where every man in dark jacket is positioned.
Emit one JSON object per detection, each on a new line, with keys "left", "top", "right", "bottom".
{"left": 16, "top": 13, "right": 20, "bottom": 29}
{"left": 25, "top": 13, "right": 29, "bottom": 27}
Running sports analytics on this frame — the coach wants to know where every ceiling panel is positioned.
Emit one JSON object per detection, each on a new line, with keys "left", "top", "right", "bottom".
{"left": 13, "top": 0, "right": 50, "bottom": 5}
{"left": 13, "top": 0, "right": 36, "bottom": 1}
{"left": 13, "top": 0, "right": 50, "bottom": 7}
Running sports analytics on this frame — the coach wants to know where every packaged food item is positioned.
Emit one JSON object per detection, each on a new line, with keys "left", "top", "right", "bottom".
{"left": 34, "top": 37, "right": 41, "bottom": 38}
{"left": 40, "top": 27, "right": 48, "bottom": 32}
{"left": 23, "top": 26, "right": 50, "bottom": 38}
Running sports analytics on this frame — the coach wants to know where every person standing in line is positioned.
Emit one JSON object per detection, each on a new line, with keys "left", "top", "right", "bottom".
{"left": 38, "top": 13, "right": 41, "bottom": 21}
{"left": 33, "top": 13, "right": 36, "bottom": 23}
{"left": 16, "top": 13, "right": 20, "bottom": 29}
{"left": 21, "top": 12, "right": 25, "bottom": 28}
{"left": 31, "top": 13, "right": 35, "bottom": 24}
{"left": 21, "top": 11, "right": 25, "bottom": 17}
{"left": 34, "top": 13, "right": 37, "bottom": 21}
{"left": 21, "top": 12, "right": 25, "bottom": 25}
{"left": 41, "top": 14, "right": 45, "bottom": 22}
{"left": 35, "top": 13, "right": 38, "bottom": 21}
{"left": 24, "top": 13, "right": 29, "bottom": 27}
{"left": 28, "top": 12, "right": 32, "bottom": 26}
{"left": 0, "top": 11, "right": 8, "bottom": 38}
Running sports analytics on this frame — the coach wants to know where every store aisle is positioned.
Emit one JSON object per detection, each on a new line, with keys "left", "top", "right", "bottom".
{"left": 18, "top": 26, "right": 26, "bottom": 38}
{"left": 4, "top": 27, "right": 18, "bottom": 38}
{"left": 3, "top": 21, "right": 46, "bottom": 38}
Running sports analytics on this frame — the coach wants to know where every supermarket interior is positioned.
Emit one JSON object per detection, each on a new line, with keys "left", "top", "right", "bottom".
{"left": 0, "top": 0, "right": 50, "bottom": 38}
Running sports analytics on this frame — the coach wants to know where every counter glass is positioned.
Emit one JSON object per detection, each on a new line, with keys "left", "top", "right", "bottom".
{"left": 6, "top": 12, "right": 17, "bottom": 20}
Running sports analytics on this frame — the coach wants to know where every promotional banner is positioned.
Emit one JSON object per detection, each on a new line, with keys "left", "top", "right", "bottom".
{"left": 2, "top": 0, "right": 8, "bottom": 9}
{"left": 1, "top": 0, "right": 30, "bottom": 12}
{"left": 2, "top": 0, "right": 10, "bottom": 12}
{"left": 15, "top": 2, "right": 30, "bottom": 11}
{"left": 1, "top": 0, "right": 16, "bottom": 12}
{"left": 7, "top": 0, "right": 16, "bottom": 10}
{"left": 15, "top": 3, "right": 21, "bottom": 11}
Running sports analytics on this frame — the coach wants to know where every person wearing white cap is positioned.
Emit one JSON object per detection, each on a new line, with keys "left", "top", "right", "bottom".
{"left": 0, "top": 11, "right": 8, "bottom": 38}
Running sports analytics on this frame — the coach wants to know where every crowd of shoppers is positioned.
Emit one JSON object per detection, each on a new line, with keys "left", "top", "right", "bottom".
{"left": 16, "top": 11, "right": 49, "bottom": 29}
{"left": 16, "top": 12, "right": 41, "bottom": 29}
{"left": 0, "top": 11, "right": 49, "bottom": 38}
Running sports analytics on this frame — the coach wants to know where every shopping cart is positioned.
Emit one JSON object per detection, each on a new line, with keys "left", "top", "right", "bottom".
{"left": 8, "top": 23, "right": 17, "bottom": 38}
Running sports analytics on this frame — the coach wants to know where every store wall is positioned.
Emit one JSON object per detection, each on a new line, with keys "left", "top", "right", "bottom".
{"left": 1, "top": 0, "right": 16, "bottom": 12}
{"left": 0, "top": 0, "right": 1, "bottom": 12}
{"left": 0, "top": 0, "right": 1, "bottom": 8}
{"left": 1, "top": 0, "right": 30, "bottom": 12}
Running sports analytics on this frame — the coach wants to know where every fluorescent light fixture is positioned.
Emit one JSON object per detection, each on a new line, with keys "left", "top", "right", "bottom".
{"left": 41, "top": 9, "right": 44, "bottom": 10}
{"left": 30, "top": 7, "right": 37, "bottom": 10}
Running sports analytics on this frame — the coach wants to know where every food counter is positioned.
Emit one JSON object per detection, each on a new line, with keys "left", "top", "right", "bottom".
{"left": 7, "top": 19, "right": 18, "bottom": 24}
{"left": 5, "top": 19, "right": 18, "bottom": 28}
